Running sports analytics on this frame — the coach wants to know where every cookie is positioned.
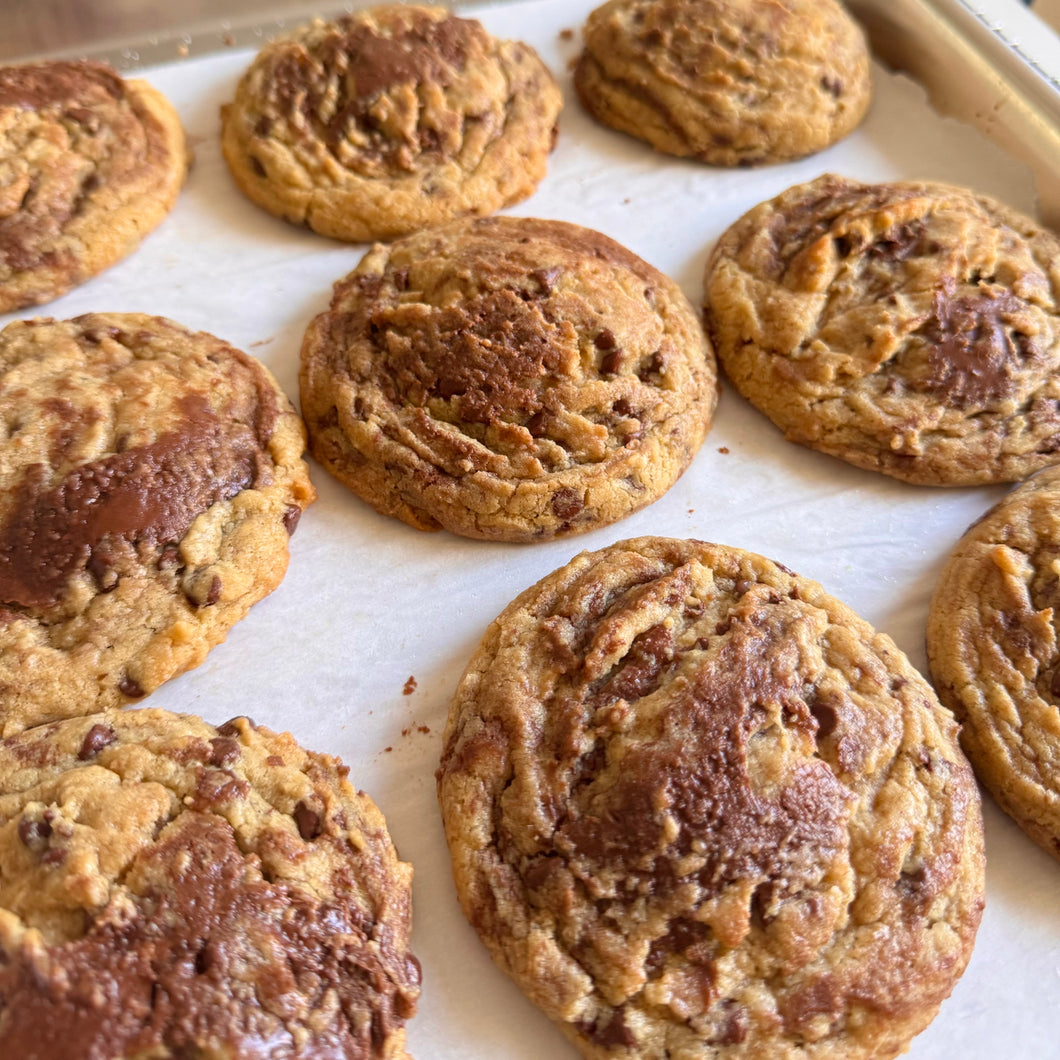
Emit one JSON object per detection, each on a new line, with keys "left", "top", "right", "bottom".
{"left": 438, "top": 536, "right": 984, "bottom": 1058}
{"left": 299, "top": 216, "right": 717, "bottom": 541}
{"left": 220, "top": 5, "right": 562, "bottom": 242}
{"left": 928, "top": 465, "right": 1060, "bottom": 861}
{"left": 0, "top": 60, "right": 188, "bottom": 313}
{"left": 0, "top": 708, "right": 420, "bottom": 1057}
{"left": 574, "top": 0, "right": 871, "bottom": 166}
{"left": 0, "top": 313, "right": 316, "bottom": 733}
{"left": 704, "top": 174, "right": 1060, "bottom": 485}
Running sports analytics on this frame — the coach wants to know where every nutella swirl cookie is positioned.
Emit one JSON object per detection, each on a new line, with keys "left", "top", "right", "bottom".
{"left": 704, "top": 174, "right": 1060, "bottom": 485}
{"left": 0, "top": 313, "right": 315, "bottom": 733}
{"left": 438, "top": 537, "right": 984, "bottom": 1058}
{"left": 300, "top": 216, "right": 717, "bottom": 541}
{"left": 220, "top": 5, "right": 562, "bottom": 242}
{"left": 574, "top": 0, "right": 871, "bottom": 166}
{"left": 0, "top": 708, "right": 420, "bottom": 1057}
{"left": 0, "top": 60, "right": 188, "bottom": 313}
{"left": 928, "top": 465, "right": 1060, "bottom": 861}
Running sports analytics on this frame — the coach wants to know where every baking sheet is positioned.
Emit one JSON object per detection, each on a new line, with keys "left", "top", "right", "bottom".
{"left": 6, "top": 0, "right": 1059, "bottom": 1053}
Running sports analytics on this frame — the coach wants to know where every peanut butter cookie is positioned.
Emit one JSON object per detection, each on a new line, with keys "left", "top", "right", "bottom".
{"left": 928, "top": 465, "right": 1060, "bottom": 862}
{"left": 574, "top": 0, "right": 871, "bottom": 166}
{"left": 0, "top": 708, "right": 420, "bottom": 1057}
{"left": 220, "top": 4, "right": 562, "bottom": 242}
{"left": 0, "top": 60, "right": 188, "bottom": 313}
{"left": 704, "top": 174, "right": 1060, "bottom": 485}
{"left": 438, "top": 536, "right": 985, "bottom": 1058}
{"left": 299, "top": 216, "right": 717, "bottom": 541}
{"left": 0, "top": 313, "right": 316, "bottom": 733}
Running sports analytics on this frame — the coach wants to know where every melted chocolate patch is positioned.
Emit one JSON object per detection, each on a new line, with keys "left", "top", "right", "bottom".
{"left": 0, "top": 393, "right": 269, "bottom": 610}
{"left": 917, "top": 276, "right": 1031, "bottom": 408}
{"left": 0, "top": 815, "right": 420, "bottom": 1058}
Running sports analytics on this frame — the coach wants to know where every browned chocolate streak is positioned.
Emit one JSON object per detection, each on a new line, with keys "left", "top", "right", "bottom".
{"left": 551, "top": 607, "right": 851, "bottom": 898}
{"left": 0, "top": 61, "right": 124, "bottom": 111}
{"left": 260, "top": 12, "right": 482, "bottom": 169}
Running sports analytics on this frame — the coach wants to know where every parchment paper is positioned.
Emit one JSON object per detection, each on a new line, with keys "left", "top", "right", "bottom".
{"left": 5, "top": 0, "right": 1058, "bottom": 1053}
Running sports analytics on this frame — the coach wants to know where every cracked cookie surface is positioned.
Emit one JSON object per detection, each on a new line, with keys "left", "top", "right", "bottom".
{"left": 299, "top": 216, "right": 717, "bottom": 541}
{"left": 0, "top": 60, "right": 188, "bottom": 313}
{"left": 704, "top": 174, "right": 1060, "bottom": 485}
{"left": 438, "top": 536, "right": 984, "bottom": 1058}
{"left": 0, "top": 708, "right": 420, "bottom": 1058}
{"left": 928, "top": 465, "right": 1060, "bottom": 861}
{"left": 220, "top": 4, "right": 562, "bottom": 242}
{"left": 0, "top": 313, "right": 315, "bottom": 733}
{"left": 574, "top": 0, "right": 870, "bottom": 166}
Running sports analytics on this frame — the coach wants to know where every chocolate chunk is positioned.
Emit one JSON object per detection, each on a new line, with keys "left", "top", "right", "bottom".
{"left": 17, "top": 816, "right": 52, "bottom": 848}
{"left": 918, "top": 276, "right": 1029, "bottom": 408}
{"left": 207, "top": 737, "right": 240, "bottom": 767}
{"left": 551, "top": 489, "right": 584, "bottom": 521}
{"left": 810, "top": 700, "right": 839, "bottom": 739}
{"left": 205, "top": 575, "right": 222, "bottom": 607}
{"left": 294, "top": 800, "right": 323, "bottom": 840}
{"left": 600, "top": 348, "right": 622, "bottom": 376}
{"left": 281, "top": 504, "right": 301, "bottom": 538}
{"left": 217, "top": 716, "right": 256, "bottom": 737}
{"left": 118, "top": 676, "right": 145, "bottom": 699}
{"left": 78, "top": 723, "right": 117, "bottom": 760}
{"left": 530, "top": 266, "right": 561, "bottom": 295}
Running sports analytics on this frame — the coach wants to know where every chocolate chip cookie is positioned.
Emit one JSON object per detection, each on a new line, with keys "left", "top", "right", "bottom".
{"left": 220, "top": 4, "right": 562, "bottom": 242}
{"left": 300, "top": 216, "right": 717, "bottom": 541}
{"left": 0, "top": 708, "right": 420, "bottom": 1057}
{"left": 438, "top": 536, "right": 985, "bottom": 1058}
{"left": 704, "top": 174, "right": 1060, "bottom": 485}
{"left": 574, "top": 0, "right": 871, "bottom": 166}
{"left": 928, "top": 465, "right": 1060, "bottom": 862}
{"left": 0, "top": 60, "right": 188, "bottom": 313}
{"left": 0, "top": 313, "right": 316, "bottom": 733}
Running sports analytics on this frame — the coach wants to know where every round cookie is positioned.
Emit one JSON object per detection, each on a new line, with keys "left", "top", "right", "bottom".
{"left": 928, "top": 465, "right": 1060, "bottom": 862}
{"left": 438, "top": 536, "right": 984, "bottom": 1058}
{"left": 704, "top": 174, "right": 1060, "bottom": 485}
{"left": 0, "top": 313, "right": 316, "bottom": 733}
{"left": 299, "top": 216, "right": 717, "bottom": 541}
{"left": 574, "top": 0, "right": 871, "bottom": 166}
{"left": 0, "top": 708, "right": 420, "bottom": 1057}
{"left": 0, "top": 60, "right": 188, "bottom": 313}
{"left": 220, "top": 5, "right": 562, "bottom": 242}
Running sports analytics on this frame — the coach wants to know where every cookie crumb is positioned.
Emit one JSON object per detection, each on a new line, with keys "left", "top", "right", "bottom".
{"left": 560, "top": 28, "right": 574, "bottom": 40}
{"left": 403, "top": 675, "right": 417, "bottom": 696}
{"left": 718, "top": 446, "right": 730, "bottom": 454}
{"left": 418, "top": 725, "right": 431, "bottom": 735}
